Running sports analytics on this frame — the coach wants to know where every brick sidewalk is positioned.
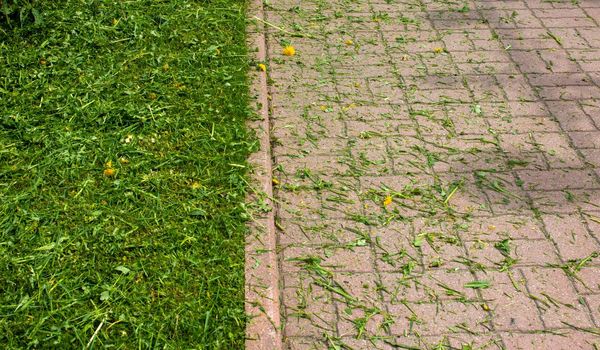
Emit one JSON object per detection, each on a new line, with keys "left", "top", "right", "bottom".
{"left": 253, "top": 0, "right": 600, "bottom": 348}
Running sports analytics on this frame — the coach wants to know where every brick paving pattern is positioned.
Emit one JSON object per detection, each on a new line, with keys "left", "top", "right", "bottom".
{"left": 259, "top": 0, "right": 600, "bottom": 348}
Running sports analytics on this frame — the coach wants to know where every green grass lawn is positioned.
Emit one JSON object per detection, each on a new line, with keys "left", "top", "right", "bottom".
{"left": 0, "top": 0, "right": 253, "bottom": 348}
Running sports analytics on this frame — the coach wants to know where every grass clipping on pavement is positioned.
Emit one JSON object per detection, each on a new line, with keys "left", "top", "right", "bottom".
{"left": 0, "top": 0, "right": 253, "bottom": 347}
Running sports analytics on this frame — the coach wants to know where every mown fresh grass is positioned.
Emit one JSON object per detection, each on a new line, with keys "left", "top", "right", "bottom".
{"left": 0, "top": 0, "right": 253, "bottom": 348}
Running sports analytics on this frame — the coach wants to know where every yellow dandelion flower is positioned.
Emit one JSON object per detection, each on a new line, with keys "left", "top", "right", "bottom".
{"left": 191, "top": 181, "right": 201, "bottom": 190}
{"left": 282, "top": 45, "right": 296, "bottom": 56}
{"left": 103, "top": 168, "right": 116, "bottom": 177}
{"left": 272, "top": 178, "right": 280, "bottom": 186}
{"left": 105, "top": 161, "right": 113, "bottom": 168}
{"left": 258, "top": 63, "right": 267, "bottom": 72}
{"left": 433, "top": 47, "right": 444, "bottom": 54}
{"left": 383, "top": 195, "right": 393, "bottom": 206}
{"left": 345, "top": 39, "right": 354, "bottom": 46}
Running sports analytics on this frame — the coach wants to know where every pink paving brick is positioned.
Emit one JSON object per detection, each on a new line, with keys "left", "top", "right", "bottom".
{"left": 337, "top": 337, "right": 394, "bottom": 350}
{"left": 517, "top": 169, "right": 598, "bottom": 190}
{"left": 529, "top": 189, "right": 600, "bottom": 214}
{"left": 488, "top": 115, "right": 561, "bottom": 134}
{"left": 464, "top": 215, "right": 547, "bottom": 240}
{"left": 277, "top": 219, "right": 372, "bottom": 246}
{"left": 511, "top": 51, "right": 549, "bottom": 74}
{"left": 466, "top": 238, "right": 560, "bottom": 267}
{"left": 570, "top": 131, "right": 600, "bottom": 149}
{"left": 430, "top": 334, "right": 506, "bottom": 350}
{"left": 476, "top": 271, "right": 545, "bottom": 331}
{"left": 378, "top": 273, "right": 430, "bottom": 303}
{"left": 585, "top": 294, "right": 600, "bottom": 327}
{"left": 388, "top": 301, "right": 492, "bottom": 336}
{"left": 541, "top": 214, "right": 600, "bottom": 261}
{"left": 336, "top": 302, "right": 390, "bottom": 339}
{"left": 546, "top": 101, "right": 598, "bottom": 131}
{"left": 248, "top": 0, "right": 600, "bottom": 348}
{"left": 282, "top": 285, "right": 337, "bottom": 338}
{"left": 520, "top": 267, "right": 595, "bottom": 328}
{"left": 529, "top": 73, "right": 591, "bottom": 87}
{"left": 573, "top": 265, "right": 600, "bottom": 295}
{"left": 418, "top": 269, "right": 482, "bottom": 301}
{"left": 502, "top": 331, "right": 600, "bottom": 350}
{"left": 581, "top": 149, "right": 600, "bottom": 167}
{"left": 284, "top": 337, "right": 317, "bottom": 350}
{"left": 534, "top": 132, "right": 586, "bottom": 169}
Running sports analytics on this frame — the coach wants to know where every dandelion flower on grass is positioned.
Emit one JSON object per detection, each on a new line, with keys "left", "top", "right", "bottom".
{"left": 104, "top": 161, "right": 115, "bottom": 177}
{"left": 103, "top": 168, "right": 115, "bottom": 177}
{"left": 433, "top": 47, "right": 444, "bottom": 54}
{"left": 258, "top": 63, "right": 267, "bottom": 72}
{"left": 383, "top": 195, "right": 393, "bottom": 206}
{"left": 282, "top": 45, "right": 296, "bottom": 56}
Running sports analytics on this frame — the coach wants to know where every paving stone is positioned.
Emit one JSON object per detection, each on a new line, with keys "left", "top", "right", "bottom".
{"left": 285, "top": 337, "right": 325, "bottom": 350}
{"left": 570, "top": 131, "right": 600, "bottom": 149}
{"left": 466, "top": 238, "right": 560, "bottom": 267}
{"left": 585, "top": 294, "right": 600, "bottom": 328}
{"left": 520, "top": 267, "right": 594, "bottom": 328}
{"left": 541, "top": 214, "right": 600, "bottom": 261}
{"left": 534, "top": 132, "right": 586, "bottom": 169}
{"left": 254, "top": 0, "right": 600, "bottom": 347}
{"left": 573, "top": 265, "right": 600, "bottom": 295}
{"left": 501, "top": 331, "right": 600, "bottom": 350}
{"left": 388, "top": 301, "right": 492, "bottom": 336}
{"left": 546, "top": 101, "right": 597, "bottom": 131}
{"left": 488, "top": 116, "right": 561, "bottom": 134}
{"left": 529, "top": 189, "right": 600, "bottom": 214}
{"left": 580, "top": 101, "right": 600, "bottom": 127}
{"left": 277, "top": 219, "right": 372, "bottom": 246}
{"left": 336, "top": 302, "right": 390, "bottom": 339}
{"left": 476, "top": 271, "right": 545, "bottom": 331}
{"left": 517, "top": 169, "right": 598, "bottom": 190}
{"left": 463, "top": 215, "right": 546, "bottom": 240}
